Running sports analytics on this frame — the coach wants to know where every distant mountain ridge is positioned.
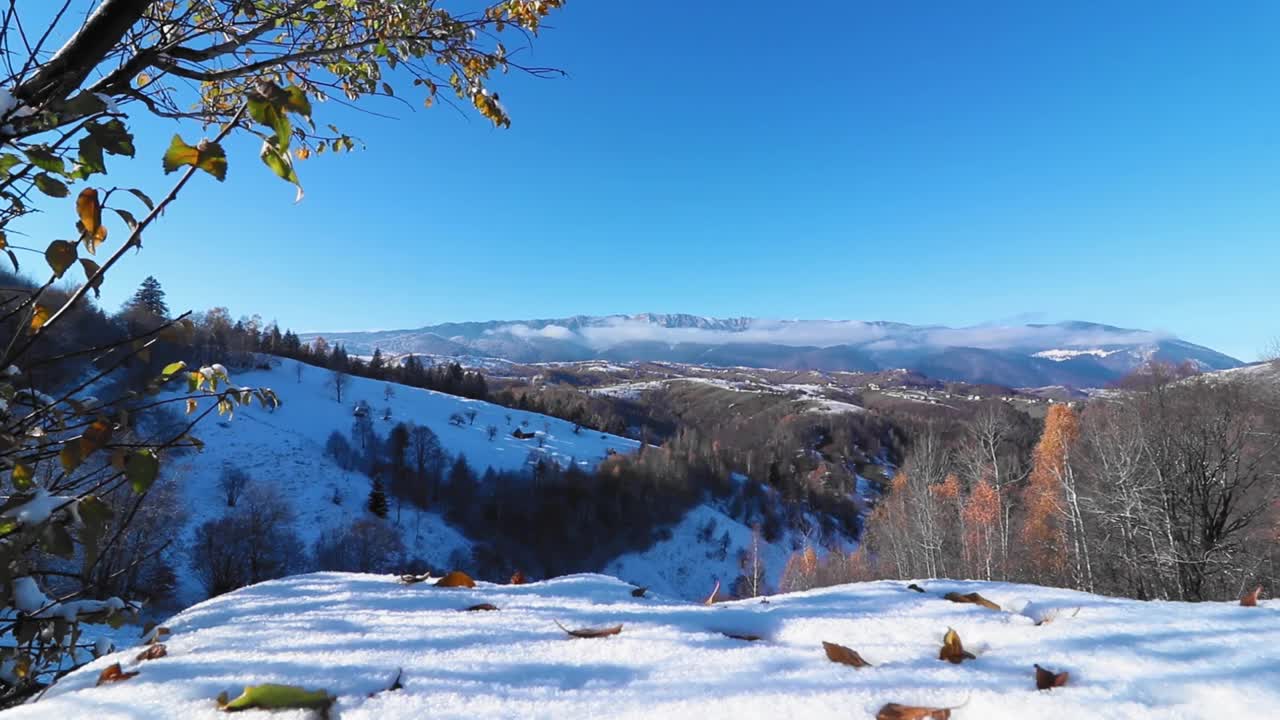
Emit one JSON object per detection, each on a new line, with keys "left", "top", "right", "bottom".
{"left": 303, "top": 314, "right": 1243, "bottom": 388}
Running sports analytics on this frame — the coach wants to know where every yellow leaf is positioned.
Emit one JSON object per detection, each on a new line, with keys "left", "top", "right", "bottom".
{"left": 30, "top": 305, "right": 50, "bottom": 332}
{"left": 163, "top": 135, "right": 227, "bottom": 181}
{"left": 217, "top": 684, "right": 334, "bottom": 712}
{"left": 76, "top": 188, "right": 107, "bottom": 254}
{"left": 44, "top": 240, "right": 77, "bottom": 278}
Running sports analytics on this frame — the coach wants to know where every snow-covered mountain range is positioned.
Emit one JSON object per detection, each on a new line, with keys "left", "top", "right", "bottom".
{"left": 304, "top": 315, "right": 1242, "bottom": 388}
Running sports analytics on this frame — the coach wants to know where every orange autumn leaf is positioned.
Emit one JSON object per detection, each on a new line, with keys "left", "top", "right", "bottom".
{"left": 938, "top": 628, "right": 976, "bottom": 664}
{"left": 136, "top": 644, "right": 167, "bottom": 662}
{"left": 434, "top": 571, "right": 476, "bottom": 588}
{"left": 823, "top": 641, "right": 872, "bottom": 668}
{"left": 508, "top": 570, "right": 526, "bottom": 585}
{"left": 96, "top": 663, "right": 139, "bottom": 686}
{"left": 1035, "top": 663, "right": 1070, "bottom": 690}
{"left": 1241, "top": 585, "right": 1263, "bottom": 607}
{"left": 943, "top": 592, "right": 1001, "bottom": 611}
{"left": 876, "top": 703, "right": 953, "bottom": 720}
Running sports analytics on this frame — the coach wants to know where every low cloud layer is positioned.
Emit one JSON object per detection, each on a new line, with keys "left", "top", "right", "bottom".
{"left": 485, "top": 317, "right": 1167, "bottom": 352}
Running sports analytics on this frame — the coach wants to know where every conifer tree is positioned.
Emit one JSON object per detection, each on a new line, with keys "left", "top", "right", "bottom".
{"left": 367, "top": 478, "right": 390, "bottom": 519}
{"left": 125, "top": 276, "right": 169, "bottom": 318}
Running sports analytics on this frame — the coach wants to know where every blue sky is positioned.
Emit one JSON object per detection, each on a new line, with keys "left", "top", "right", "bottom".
{"left": 18, "top": 1, "right": 1280, "bottom": 360}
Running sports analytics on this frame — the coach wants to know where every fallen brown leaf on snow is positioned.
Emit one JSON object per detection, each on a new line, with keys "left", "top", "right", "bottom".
{"left": 555, "top": 620, "right": 623, "bottom": 639}
{"left": 140, "top": 624, "right": 170, "bottom": 645}
{"left": 509, "top": 570, "right": 526, "bottom": 585}
{"left": 876, "top": 702, "right": 953, "bottom": 719}
{"left": 96, "top": 663, "right": 139, "bottom": 686}
{"left": 135, "top": 644, "right": 167, "bottom": 662}
{"left": 399, "top": 573, "right": 431, "bottom": 584}
{"left": 1034, "top": 663, "right": 1069, "bottom": 690}
{"left": 906, "top": 583, "right": 926, "bottom": 593}
{"left": 822, "top": 641, "right": 872, "bottom": 668}
{"left": 938, "top": 628, "right": 976, "bottom": 664}
{"left": 631, "top": 586, "right": 648, "bottom": 598}
{"left": 1241, "top": 585, "right": 1263, "bottom": 607}
{"left": 435, "top": 571, "right": 476, "bottom": 588}
{"left": 724, "top": 632, "right": 763, "bottom": 642}
{"left": 944, "top": 591, "right": 1001, "bottom": 611}
{"left": 463, "top": 603, "right": 498, "bottom": 612}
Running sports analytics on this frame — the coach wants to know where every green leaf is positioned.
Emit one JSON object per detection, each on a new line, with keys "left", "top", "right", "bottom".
{"left": 80, "top": 258, "right": 103, "bottom": 298}
{"left": 161, "top": 361, "right": 186, "bottom": 378}
{"left": 125, "top": 450, "right": 159, "bottom": 493}
{"left": 12, "top": 463, "right": 33, "bottom": 490}
{"left": 248, "top": 97, "right": 291, "bottom": 144}
{"left": 59, "top": 442, "right": 83, "bottom": 473}
{"left": 0, "top": 154, "right": 21, "bottom": 178}
{"left": 34, "top": 173, "right": 69, "bottom": 198}
{"left": 162, "top": 135, "right": 227, "bottom": 181}
{"left": 260, "top": 141, "right": 303, "bottom": 202}
{"left": 25, "top": 147, "right": 65, "bottom": 174}
{"left": 126, "top": 187, "right": 154, "bottom": 210}
{"left": 40, "top": 523, "right": 74, "bottom": 558}
{"left": 86, "top": 119, "right": 135, "bottom": 157}
{"left": 78, "top": 495, "right": 113, "bottom": 529}
{"left": 217, "top": 684, "right": 334, "bottom": 713}
{"left": 77, "top": 134, "right": 106, "bottom": 176}
{"left": 45, "top": 240, "right": 77, "bottom": 278}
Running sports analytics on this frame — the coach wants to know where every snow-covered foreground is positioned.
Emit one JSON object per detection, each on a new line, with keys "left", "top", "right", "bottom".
{"left": 8, "top": 573, "right": 1276, "bottom": 719}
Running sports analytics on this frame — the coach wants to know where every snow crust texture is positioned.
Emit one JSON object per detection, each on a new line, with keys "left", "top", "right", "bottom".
{"left": 7, "top": 573, "right": 1276, "bottom": 719}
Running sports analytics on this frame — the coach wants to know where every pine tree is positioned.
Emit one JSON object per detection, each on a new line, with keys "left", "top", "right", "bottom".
{"left": 126, "top": 275, "right": 169, "bottom": 317}
{"left": 367, "top": 477, "right": 389, "bottom": 519}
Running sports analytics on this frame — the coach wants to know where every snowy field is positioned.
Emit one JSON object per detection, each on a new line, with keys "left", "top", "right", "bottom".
{"left": 157, "top": 358, "right": 638, "bottom": 605}
{"left": 6, "top": 573, "right": 1275, "bottom": 719}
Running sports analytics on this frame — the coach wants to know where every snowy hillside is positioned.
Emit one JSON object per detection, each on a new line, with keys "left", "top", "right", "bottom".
{"left": 9, "top": 572, "right": 1276, "bottom": 719}
{"left": 159, "top": 358, "right": 639, "bottom": 605}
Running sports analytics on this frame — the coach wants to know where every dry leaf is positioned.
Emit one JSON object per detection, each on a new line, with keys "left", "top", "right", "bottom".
{"left": 703, "top": 579, "right": 721, "bottom": 606}
{"left": 509, "top": 570, "right": 526, "bottom": 585}
{"left": 631, "top": 586, "right": 648, "bottom": 598}
{"left": 938, "top": 628, "right": 976, "bottom": 664}
{"left": 823, "top": 641, "right": 872, "bottom": 668}
{"left": 555, "top": 620, "right": 623, "bottom": 639}
{"left": 906, "top": 583, "right": 926, "bottom": 593}
{"left": 724, "top": 632, "right": 763, "bottom": 642}
{"left": 141, "top": 625, "right": 170, "bottom": 645}
{"left": 96, "top": 663, "right": 139, "bottom": 686}
{"left": 944, "top": 591, "right": 1001, "bottom": 611}
{"left": 876, "top": 703, "right": 952, "bottom": 720}
{"left": 136, "top": 644, "right": 167, "bottom": 662}
{"left": 1034, "top": 663, "right": 1069, "bottom": 690}
{"left": 368, "top": 669, "right": 403, "bottom": 697}
{"left": 399, "top": 573, "right": 431, "bottom": 584}
{"left": 1241, "top": 585, "right": 1263, "bottom": 607}
{"left": 435, "top": 571, "right": 476, "bottom": 588}
{"left": 463, "top": 603, "right": 498, "bottom": 612}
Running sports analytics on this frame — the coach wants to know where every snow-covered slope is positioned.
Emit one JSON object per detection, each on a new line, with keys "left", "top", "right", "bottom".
{"left": 10, "top": 572, "right": 1276, "bottom": 719}
{"left": 160, "top": 358, "right": 638, "bottom": 605}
